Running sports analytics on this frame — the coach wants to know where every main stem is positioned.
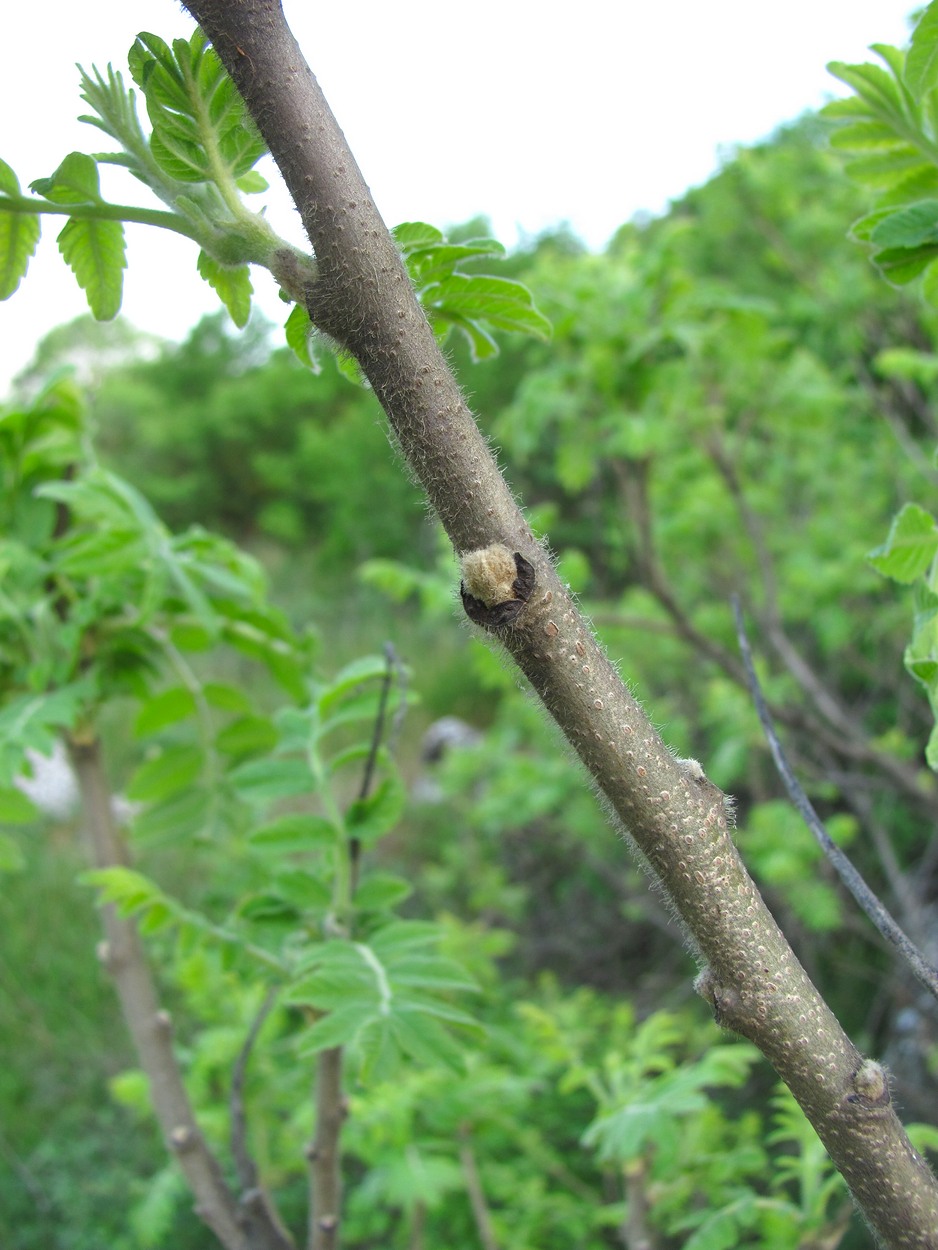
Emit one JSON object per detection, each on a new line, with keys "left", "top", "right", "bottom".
{"left": 180, "top": 2, "right": 938, "bottom": 1243}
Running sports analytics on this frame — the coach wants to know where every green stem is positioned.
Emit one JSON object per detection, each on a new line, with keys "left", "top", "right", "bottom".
{"left": 0, "top": 193, "right": 203, "bottom": 241}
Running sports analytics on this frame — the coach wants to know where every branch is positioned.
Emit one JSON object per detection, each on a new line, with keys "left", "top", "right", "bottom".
{"left": 351, "top": 641, "right": 398, "bottom": 892}
{"left": 620, "top": 1158, "right": 662, "bottom": 1250}
{"left": 67, "top": 734, "right": 247, "bottom": 1250}
{"left": 0, "top": 193, "right": 202, "bottom": 239}
{"left": 229, "top": 990, "right": 295, "bottom": 1249}
{"left": 177, "top": 4, "right": 938, "bottom": 1242}
{"left": 457, "top": 1126, "right": 500, "bottom": 1250}
{"left": 732, "top": 599, "right": 938, "bottom": 1006}
{"left": 707, "top": 431, "right": 938, "bottom": 816}
{"left": 307, "top": 1046, "right": 343, "bottom": 1250}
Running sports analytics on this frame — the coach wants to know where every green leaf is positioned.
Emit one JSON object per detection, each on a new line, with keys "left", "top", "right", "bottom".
{"left": 202, "top": 683, "right": 253, "bottom": 714}
{"left": 869, "top": 504, "right": 938, "bottom": 583}
{"left": 129, "top": 30, "right": 265, "bottom": 188}
{"left": 392, "top": 220, "right": 550, "bottom": 358}
{"left": 230, "top": 756, "right": 314, "bottom": 803}
{"left": 236, "top": 171, "right": 268, "bottom": 194}
{"left": 30, "top": 152, "right": 102, "bottom": 205}
{"left": 828, "top": 120, "right": 910, "bottom": 154}
{"left": 869, "top": 200, "right": 938, "bottom": 248}
{"left": 57, "top": 216, "right": 126, "bottom": 319}
{"left": 288, "top": 928, "right": 478, "bottom": 1075}
{"left": 922, "top": 257, "right": 938, "bottom": 307}
{"left": 383, "top": 953, "right": 478, "bottom": 995}
{"left": 126, "top": 745, "right": 203, "bottom": 803}
{"left": 248, "top": 814, "right": 340, "bottom": 854}
{"left": 0, "top": 830, "right": 26, "bottom": 872}
{"left": 285, "top": 302, "right": 316, "bottom": 368}
{"left": 0, "top": 683, "right": 92, "bottom": 785}
{"left": 908, "top": 1121, "right": 938, "bottom": 1153}
{"left": 131, "top": 786, "right": 210, "bottom": 844}
{"left": 345, "top": 774, "right": 405, "bottom": 844}
{"left": 215, "top": 715, "right": 278, "bottom": 758}
{"left": 318, "top": 654, "right": 390, "bottom": 716}
{"left": 273, "top": 868, "right": 332, "bottom": 911}
{"left": 197, "top": 250, "right": 253, "bottom": 327}
{"left": 0, "top": 157, "right": 22, "bottom": 197}
{"left": 388, "top": 1010, "right": 466, "bottom": 1070}
{"left": 827, "top": 57, "right": 905, "bottom": 118}
{"left": 354, "top": 872, "right": 413, "bottom": 911}
{"left": 0, "top": 787, "right": 38, "bottom": 826}
{"left": 83, "top": 865, "right": 164, "bottom": 917}
{"left": 0, "top": 158, "right": 41, "bottom": 300}
{"left": 392, "top": 221, "right": 443, "bottom": 249}
{"left": 871, "top": 244, "right": 938, "bottom": 284}
{"left": 299, "top": 1004, "right": 376, "bottom": 1053}
{"left": 369, "top": 920, "right": 442, "bottom": 955}
{"left": 288, "top": 943, "right": 384, "bottom": 1009}
{"left": 906, "top": 2, "right": 938, "bottom": 100}
{"left": 425, "top": 272, "right": 552, "bottom": 359}
{"left": 134, "top": 687, "right": 198, "bottom": 737}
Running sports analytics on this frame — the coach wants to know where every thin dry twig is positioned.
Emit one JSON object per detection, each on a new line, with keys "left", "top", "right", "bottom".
{"left": 457, "top": 1127, "right": 500, "bottom": 1250}
{"left": 230, "top": 987, "right": 279, "bottom": 1190}
{"left": 305, "top": 650, "right": 400, "bottom": 1247}
{"left": 733, "top": 597, "right": 938, "bottom": 1005}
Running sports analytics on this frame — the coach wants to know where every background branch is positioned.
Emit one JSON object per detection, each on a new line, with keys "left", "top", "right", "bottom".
{"left": 68, "top": 734, "right": 248, "bottom": 1250}
{"left": 229, "top": 990, "right": 294, "bottom": 1249}
{"left": 457, "top": 1126, "right": 500, "bottom": 1250}
{"left": 733, "top": 598, "right": 938, "bottom": 1005}
{"left": 307, "top": 1047, "right": 343, "bottom": 1250}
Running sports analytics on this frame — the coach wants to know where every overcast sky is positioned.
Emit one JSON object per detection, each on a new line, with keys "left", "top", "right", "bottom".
{"left": 0, "top": 2, "right": 916, "bottom": 396}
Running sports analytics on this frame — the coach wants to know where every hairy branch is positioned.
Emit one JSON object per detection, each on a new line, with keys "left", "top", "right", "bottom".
{"left": 178, "top": 3, "right": 938, "bottom": 1243}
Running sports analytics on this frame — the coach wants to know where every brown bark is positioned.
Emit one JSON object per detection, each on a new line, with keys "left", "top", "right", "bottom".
{"left": 69, "top": 734, "right": 294, "bottom": 1250}
{"left": 307, "top": 1047, "right": 343, "bottom": 1250}
{"left": 177, "top": 4, "right": 938, "bottom": 1243}
{"left": 68, "top": 736, "right": 248, "bottom": 1248}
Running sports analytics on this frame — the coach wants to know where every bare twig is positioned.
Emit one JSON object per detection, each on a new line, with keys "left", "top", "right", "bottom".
{"left": 732, "top": 599, "right": 938, "bottom": 1005}
{"left": 230, "top": 989, "right": 277, "bottom": 1191}
{"left": 458, "top": 1126, "right": 500, "bottom": 1250}
{"left": 613, "top": 456, "right": 749, "bottom": 683}
{"left": 228, "top": 989, "right": 294, "bottom": 1249}
{"left": 387, "top": 644, "right": 409, "bottom": 753}
{"left": 356, "top": 643, "right": 397, "bottom": 804}
{"left": 350, "top": 640, "right": 397, "bottom": 896}
{"left": 708, "top": 433, "right": 936, "bottom": 810}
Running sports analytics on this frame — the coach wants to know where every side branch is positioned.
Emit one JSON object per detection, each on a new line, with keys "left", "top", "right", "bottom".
{"left": 179, "top": 3, "right": 938, "bottom": 1242}
{"left": 733, "top": 600, "right": 938, "bottom": 1004}
{"left": 68, "top": 734, "right": 248, "bottom": 1250}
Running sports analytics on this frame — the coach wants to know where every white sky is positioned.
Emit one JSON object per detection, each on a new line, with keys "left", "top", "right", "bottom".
{"left": 0, "top": 1, "right": 916, "bottom": 396}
